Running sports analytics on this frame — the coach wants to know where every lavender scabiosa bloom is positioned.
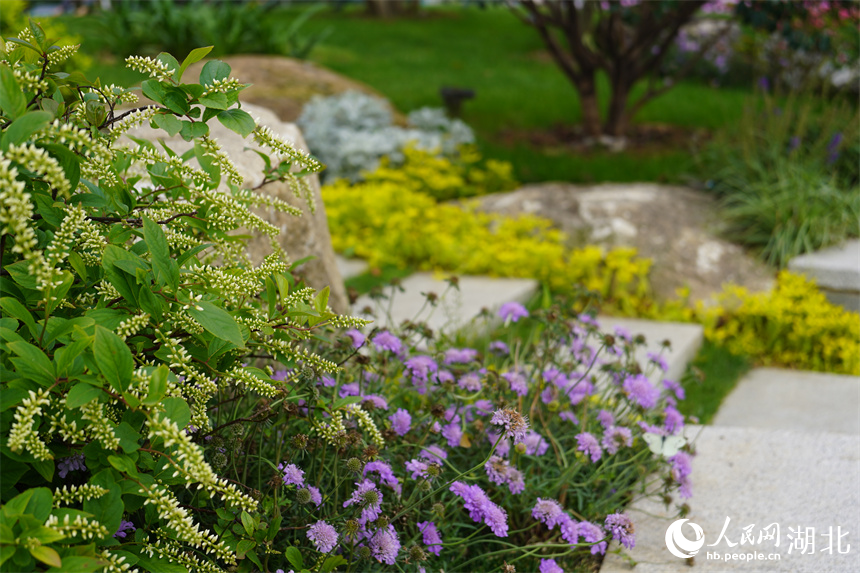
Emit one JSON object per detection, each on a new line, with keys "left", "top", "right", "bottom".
{"left": 474, "top": 399, "right": 495, "bottom": 416}
{"left": 664, "top": 406, "right": 684, "bottom": 434}
{"left": 369, "top": 524, "right": 400, "bottom": 565}
{"left": 560, "top": 514, "right": 579, "bottom": 544}
{"left": 405, "top": 459, "right": 429, "bottom": 480}
{"left": 417, "top": 521, "right": 442, "bottom": 556}
{"left": 388, "top": 408, "right": 411, "bottom": 436}
{"left": 436, "top": 369, "right": 454, "bottom": 384}
{"left": 490, "top": 408, "right": 529, "bottom": 444}
{"left": 486, "top": 431, "right": 511, "bottom": 457}
{"left": 345, "top": 329, "right": 365, "bottom": 348}
{"left": 404, "top": 355, "right": 438, "bottom": 394}
{"left": 647, "top": 351, "right": 669, "bottom": 373}
{"left": 489, "top": 340, "right": 509, "bottom": 355}
{"left": 532, "top": 498, "right": 565, "bottom": 529}
{"left": 449, "top": 481, "right": 509, "bottom": 537}
{"left": 576, "top": 432, "right": 602, "bottom": 463}
{"left": 419, "top": 444, "right": 447, "bottom": 461}
{"left": 364, "top": 461, "right": 402, "bottom": 496}
{"left": 320, "top": 375, "right": 336, "bottom": 387}
{"left": 498, "top": 301, "right": 529, "bottom": 322}
{"left": 307, "top": 520, "right": 338, "bottom": 553}
{"left": 663, "top": 379, "right": 685, "bottom": 400}
{"left": 506, "top": 466, "right": 525, "bottom": 494}
{"left": 601, "top": 426, "right": 633, "bottom": 455}
{"left": 670, "top": 451, "right": 693, "bottom": 498}
{"left": 597, "top": 409, "right": 615, "bottom": 429}
{"left": 271, "top": 369, "right": 290, "bottom": 382}
{"left": 307, "top": 486, "right": 323, "bottom": 508}
{"left": 442, "top": 421, "right": 463, "bottom": 448}
{"left": 605, "top": 513, "right": 636, "bottom": 549}
{"left": 502, "top": 370, "right": 528, "bottom": 396}
{"left": 113, "top": 520, "right": 135, "bottom": 539}
{"left": 559, "top": 410, "right": 578, "bottom": 424}
{"left": 580, "top": 520, "right": 608, "bottom": 555}
{"left": 623, "top": 374, "right": 660, "bottom": 409}
{"left": 278, "top": 463, "right": 305, "bottom": 487}
{"left": 485, "top": 455, "right": 510, "bottom": 486}
{"left": 788, "top": 135, "right": 801, "bottom": 152}
{"left": 372, "top": 331, "right": 402, "bottom": 354}
{"left": 343, "top": 479, "right": 383, "bottom": 522}
{"left": 339, "top": 383, "right": 360, "bottom": 398}
{"left": 57, "top": 453, "right": 86, "bottom": 478}
{"left": 522, "top": 430, "right": 548, "bottom": 456}
{"left": 444, "top": 347, "right": 478, "bottom": 364}
{"left": 458, "top": 372, "right": 482, "bottom": 392}
{"left": 539, "top": 558, "right": 564, "bottom": 573}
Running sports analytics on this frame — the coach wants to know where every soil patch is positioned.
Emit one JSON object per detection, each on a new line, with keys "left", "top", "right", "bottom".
{"left": 498, "top": 123, "right": 710, "bottom": 154}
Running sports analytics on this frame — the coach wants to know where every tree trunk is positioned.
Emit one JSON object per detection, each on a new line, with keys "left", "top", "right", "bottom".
{"left": 577, "top": 75, "right": 602, "bottom": 138}
{"left": 604, "top": 77, "right": 630, "bottom": 137}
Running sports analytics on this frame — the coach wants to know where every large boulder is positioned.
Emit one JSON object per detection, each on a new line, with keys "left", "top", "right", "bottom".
{"left": 125, "top": 102, "right": 350, "bottom": 314}
{"left": 184, "top": 55, "right": 404, "bottom": 124}
{"left": 472, "top": 183, "right": 775, "bottom": 303}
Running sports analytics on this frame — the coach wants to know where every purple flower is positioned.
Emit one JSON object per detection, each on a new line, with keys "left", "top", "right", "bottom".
{"left": 601, "top": 426, "right": 633, "bottom": 455}
{"left": 498, "top": 301, "right": 529, "bottom": 322}
{"left": 758, "top": 76, "right": 770, "bottom": 92}
{"left": 559, "top": 410, "right": 578, "bottom": 424}
{"left": 271, "top": 369, "right": 290, "bottom": 382}
{"left": 320, "top": 375, "right": 336, "bottom": 387}
{"left": 490, "top": 408, "right": 529, "bottom": 444}
{"left": 540, "top": 558, "right": 564, "bottom": 573}
{"left": 436, "top": 370, "right": 454, "bottom": 384}
{"left": 506, "top": 466, "right": 525, "bottom": 494}
{"left": 419, "top": 444, "right": 447, "bottom": 461}
{"left": 369, "top": 524, "right": 400, "bottom": 565}
{"left": 827, "top": 132, "right": 843, "bottom": 153}
{"left": 485, "top": 455, "right": 510, "bottom": 486}
{"left": 457, "top": 372, "right": 482, "bottom": 392}
{"left": 521, "top": 430, "right": 548, "bottom": 456}
{"left": 343, "top": 479, "right": 383, "bottom": 522}
{"left": 670, "top": 451, "right": 693, "bottom": 498}
{"left": 605, "top": 513, "right": 636, "bottom": 550}
{"left": 113, "top": 520, "right": 135, "bottom": 539}
{"left": 486, "top": 431, "right": 511, "bottom": 457}
{"left": 647, "top": 351, "right": 669, "bottom": 373}
{"left": 623, "top": 374, "right": 660, "bottom": 409}
{"left": 576, "top": 432, "right": 602, "bottom": 463}
{"left": 405, "top": 459, "right": 429, "bottom": 480}
{"left": 362, "top": 394, "right": 388, "bottom": 410}
{"left": 502, "top": 370, "right": 528, "bottom": 396}
{"left": 278, "top": 463, "right": 305, "bottom": 487}
{"left": 489, "top": 341, "right": 509, "bottom": 355}
{"left": 532, "top": 498, "right": 565, "bottom": 529}
{"left": 418, "top": 521, "right": 442, "bottom": 556}
{"left": 442, "top": 421, "right": 463, "bottom": 448}
{"left": 388, "top": 408, "right": 411, "bottom": 436}
{"left": 307, "top": 486, "right": 323, "bottom": 508}
{"left": 444, "top": 348, "right": 478, "bottom": 364}
{"left": 404, "top": 355, "right": 438, "bottom": 394}
{"left": 339, "top": 382, "right": 360, "bottom": 398}
{"left": 580, "top": 520, "right": 608, "bottom": 555}
{"left": 345, "top": 329, "right": 365, "bottom": 348}
{"left": 788, "top": 135, "right": 801, "bottom": 152}
{"left": 663, "top": 379, "right": 685, "bottom": 400}
{"left": 364, "top": 461, "right": 402, "bottom": 496}
{"left": 597, "top": 409, "right": 615, "bottom": 429}
{"left": 57, "top": 454, "right": 86, "bottom": 479}
{"left": 307, "top": 520, "right": 338, "bottom": 553}
{"left": 664, "top": 406, "right": 684, "bottom": 434}
{"left": 372, "top": 331, "right": 402, "bottom": 353}
{"left": 560, "top": 514, "right": 579, "bottom": 544}
{"left": 473, "top": 399, "right": 494, "bottom": 417}
{"left": 449, "top": 481, "right": 508, "bottom": 537}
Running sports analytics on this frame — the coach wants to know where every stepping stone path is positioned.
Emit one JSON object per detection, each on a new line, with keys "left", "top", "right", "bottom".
{"left": 342, "top": 265, "right": 860, "bottom": 572}
{"left": 788, "top": 239, "right": 860, "bottom": 312}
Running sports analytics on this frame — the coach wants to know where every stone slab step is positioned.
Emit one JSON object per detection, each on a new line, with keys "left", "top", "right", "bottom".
{"left": 596, "top": 316, "right": 704, "bottom": 385}
{"left": 335, "top": 255, "right": 369, "bottom": 280}
{"left": 712, "top": 368, "right": 860, "bottom": 435}
{"left": 788, "top": 239, "right": 860, "bottom": 312}
{"left": 352, "top": 273, "right": 538, "bottom": 335}
{"left": 601, "top": 425, "right": 860, "bottom": 573}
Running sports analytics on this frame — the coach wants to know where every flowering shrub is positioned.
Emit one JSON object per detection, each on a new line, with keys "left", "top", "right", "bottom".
{"left": 322, "top": 180, "right": 658, "bottom": 315}
{"left": 0, "top": 27, "right": 366, "bottom": 572}
{"left": 700, "top": 271, "right": 860, "bottom": 375}
{"left": 297, "top": 91, "right": 476, "bottom": 183}
{"left": 360, "top": 144, "right": 518, "bottom": 201}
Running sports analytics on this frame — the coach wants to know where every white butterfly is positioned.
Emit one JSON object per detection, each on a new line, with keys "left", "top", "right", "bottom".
{"left": 643, "top": 433, "right": 686, "bottom": 457}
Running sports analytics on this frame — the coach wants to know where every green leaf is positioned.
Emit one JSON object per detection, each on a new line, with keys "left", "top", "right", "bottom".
{"left": 162, "top": 88, "right": 190, "bottom": 115}
{"left": 156, "top": 53, "right": 181, "bottom": 82}
{"left": 0, "top": 297, "right": 39, "bottom": 339}
{"left": 68, "top": 251, "right": 87, "bottom": 281}
{"left": 266, "top": 516, "right": 282, "bottom": 542}
{"left": 107, "top": 454, "right": 136, "bottom": 475}
{"left": 237, "top": 539, "right": 255, "bottom": 559}
{"left": 199, "top": 60, "right": 231, "bottom": 86}
{"left": 217, "top": 108, "right": 255, "bottom": 138}
{"left": 142, "top": 365, "right": 168, "bottom": 406}
{"left": 42, "top": 143, "right": 81, "bottom": 194}
{"left": 240, "top": 511, "right": 255, "bottom": 537}
{"left": 28, "top": 19, "right": 47, "bottom": 49}
{"left": 4, "top": 487, "right": 52, "bottom": 521}
{"left": 0, "top": 65, "right": 26, "bottom": 120}
{"left": 285, "top": 546, "right": 303, "bottom": 570}
{"left": 4, "top": 260, "right": 38, "bottom": 290}
{"left": 32, "top": 459, "right": 54, "bottom": 482}
{"left": 161, "top": 397, "right": 191, "bottom": 430}
{"left": 29, "top": 546, "right": 61, "bottom": 569}
{"left": 176, "top": 244, "right": 210, "bottom": 267}
{"left": 102, "top": 245, "right": 142, "bottom": 305}
{"left": 179, "top": 120, "right": 208, "bottom": 141}
{"left": 133, "top": 556, "right": 187, "bottom": 573}
{"left": 66, "top": 382, "right": 102, "bottom": 409}
{"left": 143, "top": 216, "right": 178, "bottom": 292}
{"left": 314, "top": 286, "right": 330, "bottom": 314}
{"left": 115, "top": 422, "right": 141, "bottom": 453}
{"left": 46, "top": 556, "right": 106, "bottom": 573}
{"left": 152, "top": 113, "right": 182, "bottom": 137}
{"left": 93, "top": 326, "right": 133, "bottom": 393}
{"left": 177, "top": 46, "right": 214, "bottom": 82}
{"left": 141, "top": 80, "right": 166, "bottom": 105}
{"left": 7, "top": 341, "right": 55, "bottom": 386}
{"left": 198, "top": 92, "right": 228, "bottom": 110}
{"left": 186, "top": 301, "right": 245, "bottom": 349}
{"left": 321, "top": 555, "right": 348, "bottom": 573}
{"left": 0, "top": 111, "right": 51, "bottom": 150}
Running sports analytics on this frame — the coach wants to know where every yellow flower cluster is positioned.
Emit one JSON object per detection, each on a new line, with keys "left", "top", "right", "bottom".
{"left": 360, "top": 145, "right": 518, "bottom": 201}
{"left": 699, "top": 271, "right": 860, "bottom": 374}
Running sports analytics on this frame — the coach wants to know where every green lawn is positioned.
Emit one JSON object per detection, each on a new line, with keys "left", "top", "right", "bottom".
{"left": 60, "top": 3, "right": 753, "bottom": 185}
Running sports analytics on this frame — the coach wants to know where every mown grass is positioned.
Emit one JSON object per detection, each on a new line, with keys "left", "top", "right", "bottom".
{"left": 678, "top": 340, "right": 751, "bottom": 425}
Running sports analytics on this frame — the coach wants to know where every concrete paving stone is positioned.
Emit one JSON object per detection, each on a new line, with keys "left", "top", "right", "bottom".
{"left": 601, "top": 425, "right": 860, "bottom": 573}
{"left": 352, "top": 272, "right": 538, "bottom": 335}
{"left": 712, "top": 368, "right": 860, "bottom": 435}
{"left": 596, "top": 316, "right": 704, "bottom": 386}
{"left": 335, "top": 255, "right": 369, "bottom": 280}
{"left": 788, "top": 240, "right": 860, "bottom": 292}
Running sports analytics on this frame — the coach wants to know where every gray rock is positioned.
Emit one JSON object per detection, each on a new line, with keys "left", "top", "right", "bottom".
{"left": 125, "top": 103, "right": 349, "bottom": 313}
{"left": 788, "top": 240, "right": 860, "bottom": 312}
{"left": 472, "top": 183, "right": 775, "bottom": 304}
